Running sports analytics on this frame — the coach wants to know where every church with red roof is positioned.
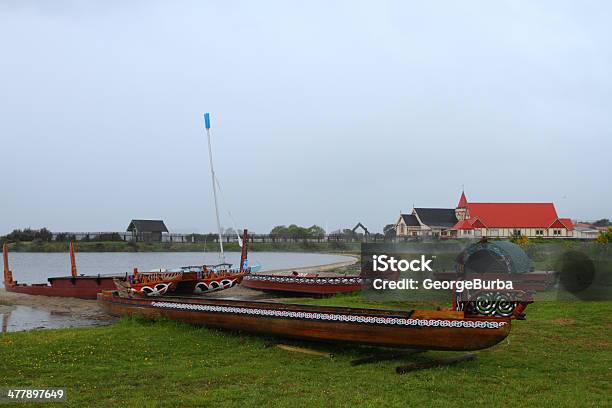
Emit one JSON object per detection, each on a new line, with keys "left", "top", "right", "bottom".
{"left": 395, "top": 191, "right": 575, "bottom": 239}
{"left": 452, "top": 191, "right": 574, "bottom": 238}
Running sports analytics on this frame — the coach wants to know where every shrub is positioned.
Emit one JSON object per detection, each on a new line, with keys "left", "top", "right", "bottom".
{"left": 5, "top": 228, "right": 53, "bottom": 242}
{"left": 596, "top": 227, "right": 612, "bottom": 245}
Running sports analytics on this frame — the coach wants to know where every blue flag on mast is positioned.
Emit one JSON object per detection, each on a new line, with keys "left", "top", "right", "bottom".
{"left": 204, "top": 112, "right": 211, "bottom": 129}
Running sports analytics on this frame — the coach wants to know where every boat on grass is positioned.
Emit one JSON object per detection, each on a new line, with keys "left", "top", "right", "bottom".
{"left": 98, "top": 289, "right": 529, "bottom": 351}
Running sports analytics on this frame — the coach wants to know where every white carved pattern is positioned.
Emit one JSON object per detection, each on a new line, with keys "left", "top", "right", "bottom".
{"left": 244, "top": 276, "right": 362, "bottom": 285}
{"left": 150, "top": 302, "right": 507, "bottom": 329}
{"left": 135, "top": 283, "right": 172, "bottom": 297}
{"left": 194, "top": 279, "right": 237, "bottom": 294}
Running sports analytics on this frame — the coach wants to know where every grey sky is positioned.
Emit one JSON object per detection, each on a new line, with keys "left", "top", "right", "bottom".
{"left": 1, "top": 0, "right": 610, "bottom": 235}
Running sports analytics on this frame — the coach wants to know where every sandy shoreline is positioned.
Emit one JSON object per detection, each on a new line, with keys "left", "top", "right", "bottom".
{"left": 0, "top": 289, "right": 114, "bottom": 322}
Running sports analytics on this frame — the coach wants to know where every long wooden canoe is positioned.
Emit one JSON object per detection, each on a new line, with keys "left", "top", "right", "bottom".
{"left": 98, "top": 291, "right": 512, "bottom": 351}
{"left": 241, "top": 273, "right": 362, "bottom": 295}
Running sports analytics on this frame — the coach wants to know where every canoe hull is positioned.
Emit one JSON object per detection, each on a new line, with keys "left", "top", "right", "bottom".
{"left": 6, "top": 276, "right": 118, "bottom": 299}
{"left": 241, "top": 274, "right": 362, "bottom": 295}
{"left": 98, "top": 292, "right": 511, "bottom": 351}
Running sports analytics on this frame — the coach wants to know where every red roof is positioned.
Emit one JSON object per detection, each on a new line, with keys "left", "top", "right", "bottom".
{"left": 557, "top": 218, "right": 574, "bottom": 231}
{"left": 452, "top": 217, "right": 488, "bottom": 230}
{"left": 466, "top": 203, "right": 559, "bottom": 228}
{"left": 452, "top": 219, "right": 474, "bottom": 230}
{"left": 457, "top": 191, "right": 468, "bottom": 208}
{"left": 470, "top": 218, "right": 487, "bottom": 228}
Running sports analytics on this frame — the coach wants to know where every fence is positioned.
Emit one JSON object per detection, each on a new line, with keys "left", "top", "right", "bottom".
{"left": 50, "top": 232, "right": 390, "bottom": 243}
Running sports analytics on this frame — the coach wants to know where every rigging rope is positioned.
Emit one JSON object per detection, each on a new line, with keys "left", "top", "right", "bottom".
{"left": 214, "top": 174, "right": 243, "bottom": 248}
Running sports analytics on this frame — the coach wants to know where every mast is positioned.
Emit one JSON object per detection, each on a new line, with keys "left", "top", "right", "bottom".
{"left": 204, "top": 112, "right": 225, "bottom": 264}
{"left": 3, "top": 243, "right": 9, "bottom": 284}
{"left": 69, "top": 241, "right": 78, "bottom": 278}
{"left": 239, "top": 229, "right": 248, "bottom": 273}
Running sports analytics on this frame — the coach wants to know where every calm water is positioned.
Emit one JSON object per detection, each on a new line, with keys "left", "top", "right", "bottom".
{"left": 1, "top": 252, "right": 354, "bottom": 288}
{"left": 0, "top": 305, "right": 104, "bottom": 332}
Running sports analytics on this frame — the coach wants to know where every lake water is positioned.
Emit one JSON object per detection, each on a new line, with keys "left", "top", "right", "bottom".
{"left": 1, "top": 252, "right": 354, "bottom": 288}
{"left": 0, "top": 305, "right": 104, "bottom": 333}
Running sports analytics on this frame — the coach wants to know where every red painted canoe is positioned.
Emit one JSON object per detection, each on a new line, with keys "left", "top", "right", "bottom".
{"left": 241, "top": 272, "right": 362, "bottom": 295}
{"left": 5, "top": 276, "right": 119, "bottom": 299}
{"left": 2, "top": 242, "right": 119, "bottom": 299}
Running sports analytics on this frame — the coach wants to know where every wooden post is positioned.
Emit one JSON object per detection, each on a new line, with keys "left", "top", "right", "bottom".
{"left": 239, "top": 229, "right": 248, "bottom": 273}
{"left": 3, "top": 243, "right": 10, "bottom": 284}
{"left": 69, "top": 241, "right": 78, "bottom": 278}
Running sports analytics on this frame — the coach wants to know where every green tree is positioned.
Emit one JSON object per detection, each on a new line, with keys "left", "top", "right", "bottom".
{"left": 307, "top": 225, "right": 325, "bottom": 238}
{"left": 383, "top": 224, "right": 396, "bottom": 239}
{"left": 593, "top": 218, "right": 611, "bottom": 227}
{"left": 286, "top": 224, "right": 308, "bottom": 240}
{"left": 271, "top": 224, "right": 325, "bottom": 240}
{"left": 270, "top": 225, "right": 289, "bottom": 238}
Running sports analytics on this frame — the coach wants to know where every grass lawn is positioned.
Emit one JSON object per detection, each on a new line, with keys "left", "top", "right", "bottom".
{"left": 0, "top": 296, "right": 610, "bottom": 407}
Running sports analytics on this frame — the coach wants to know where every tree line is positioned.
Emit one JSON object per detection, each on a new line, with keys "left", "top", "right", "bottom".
{"left": 269, "top": 225, "right": 326, "bottom": 240}
{"left": 0, "top": 228, "right": 125, "bottom": 243}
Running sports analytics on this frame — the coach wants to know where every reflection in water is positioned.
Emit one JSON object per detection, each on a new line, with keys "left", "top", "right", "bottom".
{"left": 1, "top": 311, "right": 7, "bottom": 333}
{"left": 0, "top": 305, "right": 102, "bottom": 333}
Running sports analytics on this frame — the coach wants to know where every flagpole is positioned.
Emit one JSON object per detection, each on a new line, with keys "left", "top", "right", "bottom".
{"left": 204, "top": 113, "right": 225, "bottom": 264}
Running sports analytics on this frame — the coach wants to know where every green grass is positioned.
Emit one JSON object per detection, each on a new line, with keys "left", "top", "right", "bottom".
{"left": 1, "top": 297, "right": 610, "bottom": 407}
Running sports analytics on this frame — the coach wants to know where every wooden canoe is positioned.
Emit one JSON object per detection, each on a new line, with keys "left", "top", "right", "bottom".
{"left": 3, "top": 242, "right": 119, "bottom": 299}
{"left": 113, "top": 270, "right": 248, "bottom": 297}
{"left": 5, "top": 276, "right": 118, "bottom": 299}
{"left": 98, "top": 291, "right": 512, "bottom": 351}
{"left": 241, "top": 273, "right": 362, "bottom": 295}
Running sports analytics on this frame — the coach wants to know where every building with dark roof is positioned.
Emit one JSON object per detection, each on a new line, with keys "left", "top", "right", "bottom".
{"left": 127, "top": 219, "right": 169, "bottom": 242}
{"left": 396, "top": 209, "right": 457, "bottom": 238}
{"left": 413, "top": 208, "right": 458, "bottom": 229}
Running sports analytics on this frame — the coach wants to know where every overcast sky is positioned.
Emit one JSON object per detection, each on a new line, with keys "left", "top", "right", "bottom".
{"left": 0, "top": 0, "right": 610, "bottom": 235}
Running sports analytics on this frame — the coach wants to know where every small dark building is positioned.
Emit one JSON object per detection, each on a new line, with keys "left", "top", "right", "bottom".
{"left": 127, "top": 219, "right": 169, "bottom": 242}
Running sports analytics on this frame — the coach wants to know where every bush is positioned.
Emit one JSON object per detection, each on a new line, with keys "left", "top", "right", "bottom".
{"left": 55, "top": 233, "right": 77, "bottom": 242}
{"left": 90, "top": 233, "right": 123, "bottom": 242}
{"left": 596, "top": 227, "right": 612, "bottom": 245}
{"left": 5, "top": 228, "right": 53, "bottom": 242}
